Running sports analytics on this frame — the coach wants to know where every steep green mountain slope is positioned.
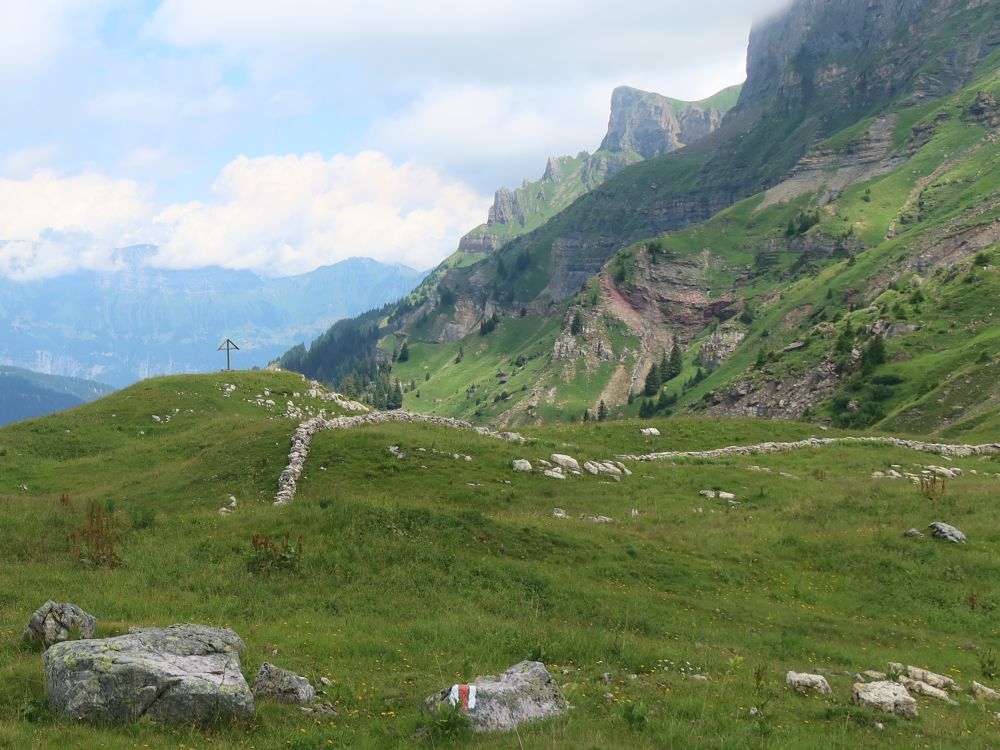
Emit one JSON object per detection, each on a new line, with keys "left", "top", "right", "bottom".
{"left": 0, "top": 367, "right": 113, "bottom": 426}
{"left": 3, "top": 371, "right": 1000, "bottom": 748}
{"left": 347, "top": 0, "right": 1000, "bottom": 433}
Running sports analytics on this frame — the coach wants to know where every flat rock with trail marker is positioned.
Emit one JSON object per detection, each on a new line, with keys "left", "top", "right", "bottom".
{"left": 424, "top": 660, "right": 568, "bottom": 732}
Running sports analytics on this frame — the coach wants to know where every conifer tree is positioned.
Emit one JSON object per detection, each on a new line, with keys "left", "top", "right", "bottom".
{"left": 643, "top": 363, "right": 661, "bottom": 396}
{"left": 667, "top": 342, "right": 683, "bottom": 379}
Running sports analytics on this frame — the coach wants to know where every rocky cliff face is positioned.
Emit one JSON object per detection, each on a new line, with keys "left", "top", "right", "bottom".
{"left": 599, "top": 86, "right": 731, "bottom": 159}
{"left": 455, "top": 85, "right": 739, "bottom": 256}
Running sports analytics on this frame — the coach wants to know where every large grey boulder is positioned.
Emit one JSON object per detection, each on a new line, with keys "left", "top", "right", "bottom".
{"left": 425, "top": 660, "right": 568, "bottom": 732}
{"left": 252, "top": 662, "right": 315, "bottom": 704}
{"left": 929, "top": 522, "right": 966, "bottom": 543}
{"left": 45, "top": 623, "right": 253, "bottom": 725}
{"left": 852, "top": 681, "right": 917, "bottom": 717}
{"left": 23, "top": 601, "right": 97, "bottom": 650}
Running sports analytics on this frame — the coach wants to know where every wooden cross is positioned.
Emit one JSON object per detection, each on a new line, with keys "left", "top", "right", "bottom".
{"left": 218, "top": 338, "right": 240, "bottom": 371}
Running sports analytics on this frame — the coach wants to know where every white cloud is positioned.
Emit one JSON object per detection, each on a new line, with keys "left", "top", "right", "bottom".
{"left": 149, "top": 0, "right": 790, "bottom": 90}
{"left": 0, "top": 170, "right": 151, "bottom": 278}
{"left": 367, "top": 84, "right": 608, "bottom": 176}
{"left": 151, "top": 151, "right": 489, "bottom": 274}
{"left": 0, "top": 153, "right": 489, "bottom": 279}
{"left": 0, "top": 0, "right": 112, "bottom": 83}
{"left": 1, "top": 144, "right": 60, "bottom": 178}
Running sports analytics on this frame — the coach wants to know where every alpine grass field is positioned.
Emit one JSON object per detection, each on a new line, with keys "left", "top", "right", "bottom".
{"left": 2, "top": 371, "right": 1000, "bottom": 748}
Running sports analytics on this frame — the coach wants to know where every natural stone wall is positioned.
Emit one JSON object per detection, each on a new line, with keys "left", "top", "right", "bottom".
{"left": 619, "top": 436, "right": 1000, "bottom": 463}
{"left": 274, "top": 411, "right": 524, "bottom": 505}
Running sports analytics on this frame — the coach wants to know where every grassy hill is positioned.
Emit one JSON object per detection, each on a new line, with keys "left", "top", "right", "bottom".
{"left": 2, "top": 371, "right": 1000, "bottom": 748}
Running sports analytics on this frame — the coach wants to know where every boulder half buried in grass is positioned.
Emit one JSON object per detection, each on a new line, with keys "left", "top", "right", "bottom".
{"left": 425, "top": 660, "right": 568, "bottom": 732}
{"left": 252, "top": 662, "right": 315, "bottom": 704}
{"left": 23, "top": 600, "right": 97, "bottom": 650}
{"left": 45, "top": 623, "right": 253, "bottom": 725}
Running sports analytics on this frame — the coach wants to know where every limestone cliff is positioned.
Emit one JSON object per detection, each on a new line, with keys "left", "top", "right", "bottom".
{"left": 456, "top": 85, "right": 740, "bottom": 255}
{"left": 599, "top": 85, "right": 737, "bottom": 159}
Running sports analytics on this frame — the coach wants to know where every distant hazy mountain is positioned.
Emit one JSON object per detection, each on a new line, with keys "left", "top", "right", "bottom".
{"left": 0, "top": 366, "right": 113, "bottom": 425}
{"left": 0, "top": 252, "right": 426, "bottom": 386}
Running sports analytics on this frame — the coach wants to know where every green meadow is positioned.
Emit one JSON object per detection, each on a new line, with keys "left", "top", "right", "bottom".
{"left": 1, "top": 372, "right": 999, "bottom": 748}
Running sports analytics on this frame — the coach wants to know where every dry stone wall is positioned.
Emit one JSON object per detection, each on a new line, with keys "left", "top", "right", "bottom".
{"left": 619, "top": 436, "right": 1000, "bottom": 463}
{"left": 274, "top": 411, "right": 523, "bottom": 505}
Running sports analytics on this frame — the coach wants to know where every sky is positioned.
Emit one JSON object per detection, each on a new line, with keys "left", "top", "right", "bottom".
{"left": 0, "top": 0, "right": 790, "bottom": 280}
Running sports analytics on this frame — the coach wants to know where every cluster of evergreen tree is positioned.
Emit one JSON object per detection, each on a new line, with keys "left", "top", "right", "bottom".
{"left": 277, "top": 300, "right": 407, "bottom": 409}
{"left": 643, "top": 344, "right": 683, "bottom": 396}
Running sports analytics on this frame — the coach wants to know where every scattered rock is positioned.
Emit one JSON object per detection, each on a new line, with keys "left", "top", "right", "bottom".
{"left": 45, "top": 623, "right": 253, "bottom": 725}
{"left": 542, "top": 468, "right": 566, "bottom": 480}
{"left": 972, "top": 681, "right": 1000, "bottom": 701}
{"left": 582, "top": 461, "right": 601, "bottom": 475}
{"left": 898, "top": 676, "right": 956, "bottom": 704}
{"left": 640, "top": 428, "right": 660, "bottom": 436}
{"left": 252, "top": 663, "right": 315, "bottom": 705}
{"left": 629, "top": 508, "right": 642, "bottom": 518}
{"left": 698, "top": 490, "right": 717, "bottom": 498}
{"left": 599, "top": 461, "right": 622, "bottom": 477}
{"left": 893, "top": 664, "right": 956, "bottom": 691}
{"left": 786, "top": 671, "right": 832, "bottom": 695}
{"left": 852, "top": 681, "right": 918, "bottom": 717}
{"left": 863, "top": 670, "right": 887, "bottom": 681}
{"left": 691, "top": 674, "right": 710, "bottom": 682}
{"left": 582, "top": 515, "right": 614, "bottom": 524}
{"left": 424, "top": 661, "right": 568, "bottom": 732}
{"left": 904, "top": 528, "right": 924, "bottom": 538}
{"left": 552, "top": 508, "right": 568, "bottom": 519}
{"left": 550, "top": 454, "right": 580, "bottom": 471}
{"left": 928, "top": 522, "right": 966, "bottom": 543}
{"left": 23, "top": 601, "right": 97, "bottom": 650}
{"left": 388, "top": 445, "right": 406, "bottom": 459}
{"left": 718, "top": 491, "right": 736, "bottom": 501}
{"left": 512, "top": 459, "right": 533, "bottom": 472}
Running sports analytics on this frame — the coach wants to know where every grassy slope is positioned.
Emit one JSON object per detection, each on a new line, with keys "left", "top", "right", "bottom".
{"left": 2, "top": 372, "right": 1000, "bottom": 748}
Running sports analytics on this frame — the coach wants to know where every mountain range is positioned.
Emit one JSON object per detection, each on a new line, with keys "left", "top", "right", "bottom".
{"left": 0, "top": 366, "right": 113, "bottom": 425}
{"left": 281, "top": 0, "right": 1000, "bottom": 439}
{"left": 0, "top": 252, "right": 425, "bottom": 387}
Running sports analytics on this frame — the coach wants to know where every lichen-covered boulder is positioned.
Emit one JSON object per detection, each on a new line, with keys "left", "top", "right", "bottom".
{"left": 44, "top": 623, "right": 253, "bottom": 725}
{"left": 23, "top": 600, "right": 97, "bottom": 649}
{"left": 252, "top": 662, "right": 315, "bottom": 704}
{"left": 425, "top": 660, "right": 568, "bottom": 732}
{"left": 852, "top": 681, "right": 918, "bottom": 717}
